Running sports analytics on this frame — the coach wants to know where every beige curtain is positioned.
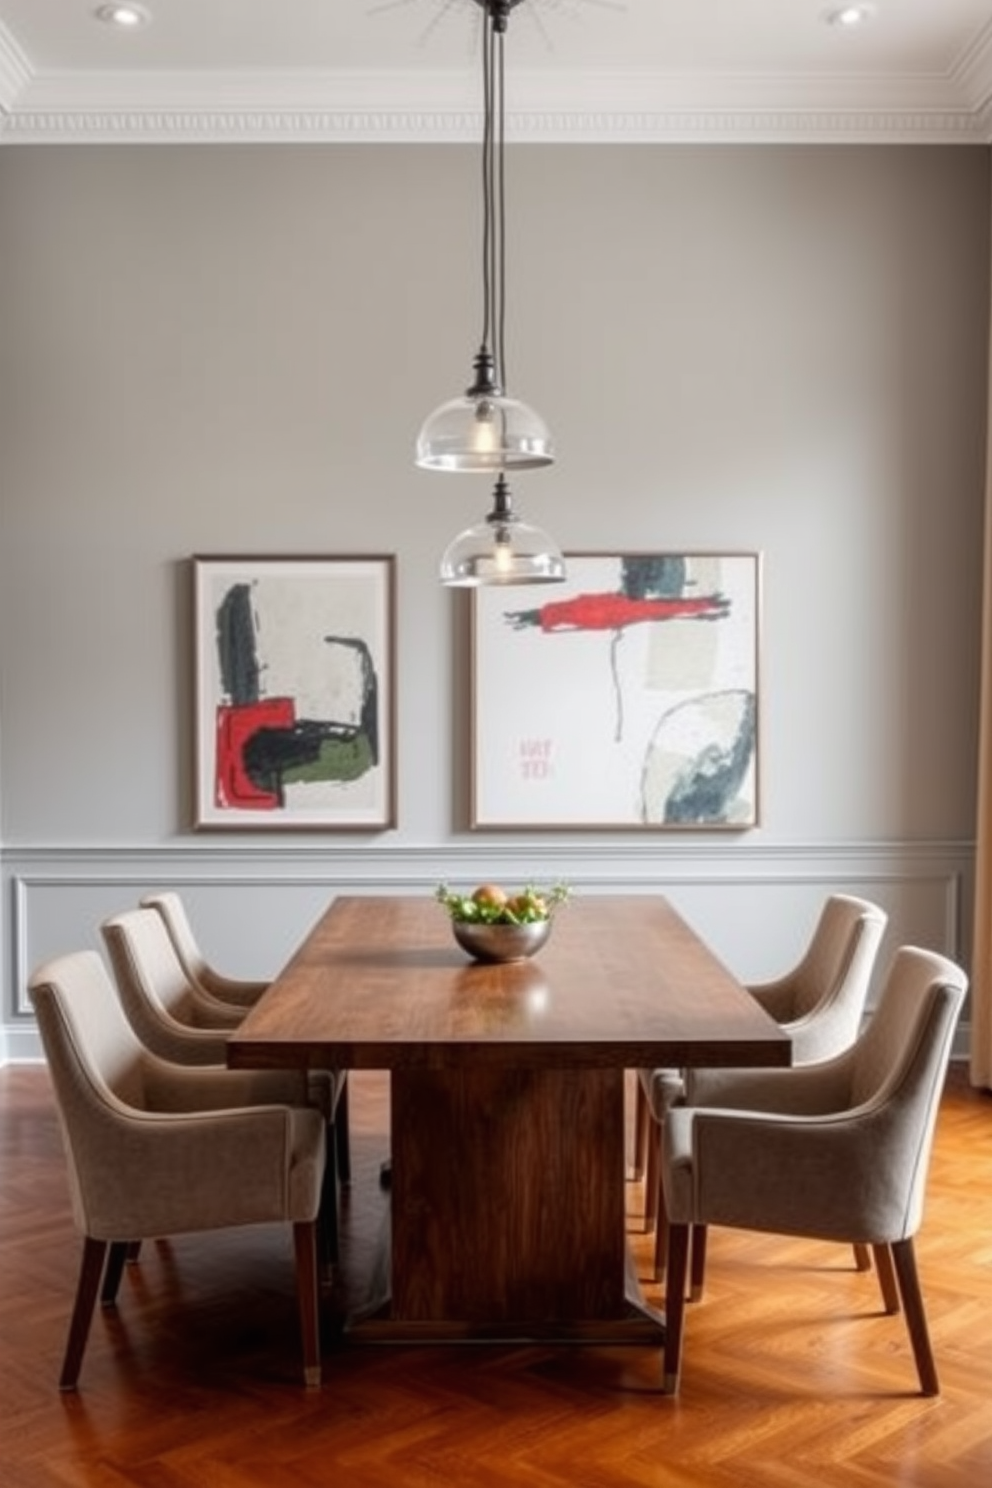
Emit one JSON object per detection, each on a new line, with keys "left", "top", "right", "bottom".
{"left": 971, "top": 283, "right": 992, "bottom": 1089}
{"left": 972, "top": 570, "right": 992, "bottom": 1087}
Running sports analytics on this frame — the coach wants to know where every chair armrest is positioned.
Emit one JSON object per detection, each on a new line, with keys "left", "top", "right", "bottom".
{"left": 184, "top": 989, "right": 246, "bottom": 1029}
{"left": 684, "top": 1058, "right": 851, "bottom": 1113}
{"left": 746, "top": 977, "right": 797, "bottom": 1022}
{"left": 139, "top": 1054, "right": 310, "bottom": 1113}
{"left": 80, "top": 1103, "right": 326, "bottom": 1239}
{"left": 133, "top": 1011, "right": 229, "bottom": 1065}
{"left": 664, "top": 1102, "right": 916, "bottom": 1245}
{"left": 197, "top": 970, "right": 269, "bottom": 1008}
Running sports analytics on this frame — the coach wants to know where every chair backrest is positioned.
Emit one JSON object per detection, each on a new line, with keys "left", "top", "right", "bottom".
{"left": 782, "top": 893, "right": 887, "bottom": 1061}
{"left": 29, "top": 950, "right": 157, "bottom": 1235}
{"left": 140, "top": 890, "right": 268, "bottom": 1007}
{"left": 842, "top": 945, "right": 967, "bottom": 1239}
{"left": 140, "top": 890, "right": 208, "bottom": 987}
{"left": 101, "top": 908, "right": 228, "bottom": 1064}
{"left": 850, "top": 944, "right": 966, "bottom": 1105}
{"left": 671, "top": 945, "right": 967, "bottom": 1247}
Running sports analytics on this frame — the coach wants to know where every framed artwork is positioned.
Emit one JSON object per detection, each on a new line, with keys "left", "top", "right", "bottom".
{"left": 193, "top": 555, "right": 396, "bottom": 830}
{"left": 470, "top": 552, "right": 760, "bottom": 830}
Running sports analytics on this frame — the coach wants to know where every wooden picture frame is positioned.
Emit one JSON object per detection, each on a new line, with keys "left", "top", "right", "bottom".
{"left": 193, "top": 555, "right": 396, "bottom": 830}
{"left": 470, "top": 552, "right": 760, "bottom": 830}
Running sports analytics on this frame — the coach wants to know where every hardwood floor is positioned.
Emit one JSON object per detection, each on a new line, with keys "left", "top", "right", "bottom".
{"left": 2, "top": 1063, "right": 990, "bottom": 1487}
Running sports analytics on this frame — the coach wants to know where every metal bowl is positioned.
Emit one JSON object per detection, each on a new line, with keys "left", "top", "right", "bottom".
{"left": 451, "top": 918, "right": 552, "bottom": 963}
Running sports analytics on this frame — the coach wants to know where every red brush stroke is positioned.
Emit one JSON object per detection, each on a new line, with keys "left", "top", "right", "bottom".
{"left": 533, "top": 593, "right": 728, "bottom": 633}
{"left": 215, "top": 698, "right": 295, "bottom": 809}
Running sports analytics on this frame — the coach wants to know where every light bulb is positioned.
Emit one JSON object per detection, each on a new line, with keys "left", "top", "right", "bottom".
{"left": 471, "top": 400, "right": 500, "bottom": 456}
{"left": 493, "top": 530, "right": 514, "bottom": 575}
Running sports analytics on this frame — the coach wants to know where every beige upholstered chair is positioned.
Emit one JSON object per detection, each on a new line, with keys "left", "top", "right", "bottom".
{"left": 637, "top": 893, "right": 887, "bottom": 1279}
{"left": 28, "top": 949, "right": 325, "bottom": 1391}
{"left": 101, "top": 907, "right": 348, "bottom": 1263}
{"left": 139, "top": 890, "right": 351, "bottom": 1185}
{"left": 660, "top": 944, "right": 967, "bottom": 1397}
{"left": 140, "top": 890, "right": 269, "bottom": 1010}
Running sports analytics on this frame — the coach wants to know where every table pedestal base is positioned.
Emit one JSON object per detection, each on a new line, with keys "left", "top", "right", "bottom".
{"left": 344, "top": 1065, "right": 663, "bottom": 1345}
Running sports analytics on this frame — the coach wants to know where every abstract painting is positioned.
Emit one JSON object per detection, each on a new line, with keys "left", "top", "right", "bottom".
{"left": 470, "top": 552, "right": 760, "bottom": 829}
{"left": 193, "top": 556, "right": 396, "bottom": 829}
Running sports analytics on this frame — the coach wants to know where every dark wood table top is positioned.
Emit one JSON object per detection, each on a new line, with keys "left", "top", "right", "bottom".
{"left": 227, "top": 894, "right": 792, "bottom": 1073}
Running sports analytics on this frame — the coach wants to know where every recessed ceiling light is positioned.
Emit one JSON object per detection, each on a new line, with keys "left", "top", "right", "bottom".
{"left": 94, "top": 4, "right": 151, "bottom": 28}
{"left": 825, "top": 4, "right": 876, "bottom": 27}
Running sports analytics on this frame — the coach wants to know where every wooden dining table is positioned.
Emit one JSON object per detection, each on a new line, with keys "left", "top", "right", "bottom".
{"left": 227, "top": 893, "right": 791, "bottom": 1344}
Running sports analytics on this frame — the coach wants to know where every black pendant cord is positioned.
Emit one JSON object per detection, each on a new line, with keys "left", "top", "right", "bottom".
{"left": 480, "top": 8, "right": 494, "bottom": 371}
{"left": 474, "top": 5, "right": 508, "bottom": 400}
{"left": 496, "top": 25, "right": 507, "bottom": 396}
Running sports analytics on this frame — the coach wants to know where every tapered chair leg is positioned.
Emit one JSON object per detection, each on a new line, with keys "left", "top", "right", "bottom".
{"left": 632, "top": 1079, "right": 649, "bottom": 1181}
{"left": 662, "top": 1222, "right": 691, "bottom": 1394}
{"left": 891, "top": 1238, "right": 939, "bottom": 1396}
{"left": 293, "top": 1220, "right": 322, "bottom": 1390}
{"left": 644, "top": 1119, "right": 659, "bottom": 1235}
{"left": 689, "top": 1224, "right": 708, "bottom": 1301}
{"left": 871, "top": 1242, "right": 901, "bottom": 1314}
{"left": 318, "top": 1139, "right": 340, "bottom": 1269}
{"left": 100, "top": 1240, "right": 131, "bottom": 1306}
{"left": 60, "top": 1236, "right": 108, "bottom": 1391}
{"left": 334, "top": 1076, "right": 351, "bottom": 1186}
{"left": 653, "top": 1193, "right": 670, "bottom": 1282}
{"left": 853, "top": 1242, "right": 872, "bottom": 1271}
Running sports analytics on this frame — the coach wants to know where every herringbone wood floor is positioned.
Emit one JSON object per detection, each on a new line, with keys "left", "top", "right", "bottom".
{"left": 2, "top": 1064, "right": 990, "bottom": 1487}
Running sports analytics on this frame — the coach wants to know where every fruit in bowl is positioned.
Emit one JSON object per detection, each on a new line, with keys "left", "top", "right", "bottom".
{"left": 436, "top": 881, "right": 570, "bottom": 963}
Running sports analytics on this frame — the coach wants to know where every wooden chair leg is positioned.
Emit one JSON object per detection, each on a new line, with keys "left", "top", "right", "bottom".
{"left": 100, "top": 1241, "right": 131, "bottom": 1306}
{"left": 689, "top": 1223, "right": 708, "bottom": 1302}
{"left": 871, "top": 1242, "right": 901, "bottom": 1314}
{"left": 60, "top": 1236, "right": 108, "bottom": 1391}
{"left": 890, "top": 1238, "right": 939, "bottom": 1396}
{"left": 334, "top": 1075, "right": 351, "bottom": 1186}
{"left": 853, "top": 1242, "right": 873, "bottom": 1272}
{"left": 632, "top": 1078, "right": 649, "bottom": 1181}
{"left": 643, "top": 1115, "right": 659, "bottom": 1235}
{"left": 125, "top": 1240, "right": 142, "bottom": 1264}
{"left": 662, "top": 1222, "right": 691, "bottom": 1394}
{"left": 653, "top": 1150, "right": 669, "bottom": 1282}
{"left": 318, "top": 1136, "right": 340, "bottom": 1269}
{"left": 293, "top": 1220, "right": 322, "bottom": 1390}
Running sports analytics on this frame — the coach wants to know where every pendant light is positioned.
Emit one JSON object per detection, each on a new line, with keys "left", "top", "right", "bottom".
{"left": 416, "top": 1, "right": 554, "bottom": 474}
{"left": 439, "top": 473, "right": 565, "bottom": 586}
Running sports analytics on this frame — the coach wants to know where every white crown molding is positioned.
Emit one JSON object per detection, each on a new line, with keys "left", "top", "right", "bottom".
{"left": 0, "top": 64, "right": 989, "bottom": 144}
{"left": 953, "top": 17, "right": 992, "bottom": 115}
{"left": 0, "top": 19, "right": 30, "bottom": 114}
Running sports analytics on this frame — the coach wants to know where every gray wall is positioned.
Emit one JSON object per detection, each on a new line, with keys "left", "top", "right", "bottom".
{"left": 1, "top": 144, "right": 988, "bottom": 1056}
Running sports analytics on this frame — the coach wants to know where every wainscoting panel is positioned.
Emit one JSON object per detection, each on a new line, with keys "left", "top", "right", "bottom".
{"left": 1, "top": 839, "right": 973, "bottom": 1063}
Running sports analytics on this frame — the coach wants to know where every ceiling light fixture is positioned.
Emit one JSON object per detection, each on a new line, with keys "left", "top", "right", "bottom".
{"left": 439, "top": 472, "right": 565, "bottom": 586}
{"left": 825, "top": 5, "right": 875, "bottom": 28}
{"left": 94, "top": 4, "right": 151, "bottom": 28}
{"left": 418, "top": 0, "right": 564, "bottom": 587}
{"left": 417, "top": 1, "right": 553, "bottom": 474}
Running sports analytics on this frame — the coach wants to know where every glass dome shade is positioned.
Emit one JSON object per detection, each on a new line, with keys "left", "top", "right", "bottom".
{"left": 417, "top": 390, "right": 555, "bottom": 473}
{"left": 440, "top": 510, "right": 566, "bottom": 588}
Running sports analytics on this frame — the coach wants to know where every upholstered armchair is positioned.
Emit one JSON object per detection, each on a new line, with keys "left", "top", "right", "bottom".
{"left": 140, "top": 890, "right": 269, "bottom": 1009}
{"left": 101, "top": 907, "right": 348, "bottom": 1263}
{"left": 637, "top": 893, "right": 887, "bottom": 1278}
{"left": 103, "top": 905, "right": 246, "bottom": 1049}
{"left": 660, "top": 945, "right": 967, "bottom": 1397}
{"left": 136, "top": 894, "right": 351, "bottom": 1182}
{"left": 28, "top": 949, "right": 326, "bottom": 1391}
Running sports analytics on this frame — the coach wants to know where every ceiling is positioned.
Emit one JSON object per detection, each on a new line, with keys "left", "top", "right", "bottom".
{"left": 2, "top": 1, "right": 992, "bottom": 145}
